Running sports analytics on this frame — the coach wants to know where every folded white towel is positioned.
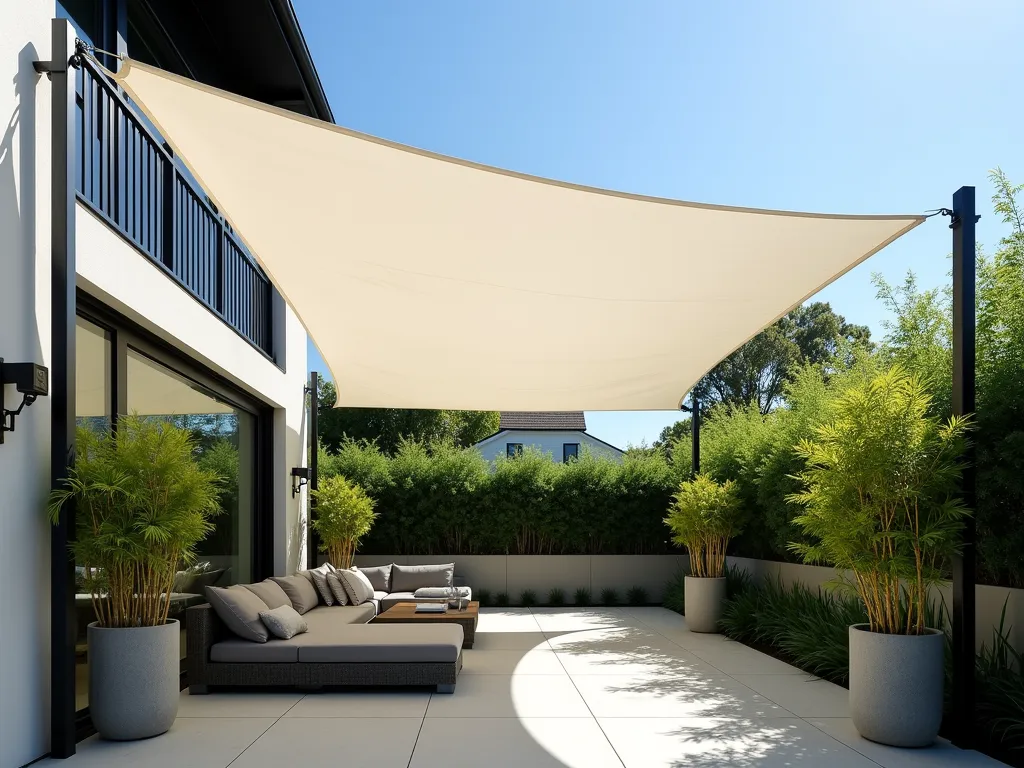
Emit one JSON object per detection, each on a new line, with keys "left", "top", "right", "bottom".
{"left": 414, "top": 587, "right": 471, "bottom": 599}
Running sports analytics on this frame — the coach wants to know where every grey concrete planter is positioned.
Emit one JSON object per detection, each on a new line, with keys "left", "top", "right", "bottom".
{"left": 849, "top": 623, "right": 944, "bottom": 747}
{"left": 684, "top": 576, "right": 726, "bottom": 633}
{"left": 88, "top": 619, "right": 180, "bottom": 740}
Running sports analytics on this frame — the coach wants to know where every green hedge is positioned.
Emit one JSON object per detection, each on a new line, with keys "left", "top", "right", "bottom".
{"left": 319, "top": 440, "right": 683, "bottom": 555}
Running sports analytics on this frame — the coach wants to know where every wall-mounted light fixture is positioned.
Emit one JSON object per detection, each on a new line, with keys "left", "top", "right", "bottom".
{"left": 291, "top": 466, "right": 311, "bottom": 498}
{"left": 1, "top": 359, "right": 49, "bottom": 445}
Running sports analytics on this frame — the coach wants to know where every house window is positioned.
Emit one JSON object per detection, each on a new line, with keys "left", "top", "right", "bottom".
{"left": 507, "top": 443, "right": 523, "bottom": 458}
{"left": 563, "top": 443, "right": 580, "bottom": 462}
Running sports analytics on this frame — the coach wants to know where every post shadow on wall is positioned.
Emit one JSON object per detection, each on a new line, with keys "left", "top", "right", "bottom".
{"left": 1, "top": 41, "right": 51, "bottom": 768}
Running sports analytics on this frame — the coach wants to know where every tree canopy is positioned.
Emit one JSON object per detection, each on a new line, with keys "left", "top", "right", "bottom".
{"left": 316, "top": 379, "right": 499, "bottom": 455}
{"left": 692, "top": 301, "right": 871, "bottom": 414}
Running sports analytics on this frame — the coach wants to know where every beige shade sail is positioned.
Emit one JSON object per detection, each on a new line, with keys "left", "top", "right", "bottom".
{"left": 112, "top": 59, "right": 924, "bottom": 411}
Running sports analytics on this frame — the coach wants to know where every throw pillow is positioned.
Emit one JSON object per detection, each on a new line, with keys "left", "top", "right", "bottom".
{"left": 359, "top": 564, "right": 392, "bottom": 592}
{"left": 304, "top": 563, "right": 337, "bottom": 606}
{"left": 270, "top": 574, "right": 320, "bottom": 615}
{"left": 206, "top": 585, "right": 270, "bottom": 643}
{"left": 259, "top": 605, "right": 308, "bottom": 640}
{"left": 338, "top": 567, "right": 375, "bottom": 605}
{"left": 391, "top": 563, "right": 454, "bottom": 593}
{"left": 243, "top": 579, "right": 292, "bottom": 610}
{"left": 326, "top": 572, "right": 350, "bottom": 605}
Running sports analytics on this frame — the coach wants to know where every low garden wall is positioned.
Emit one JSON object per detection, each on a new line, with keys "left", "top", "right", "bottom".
{"left": 352, "top": 554, "right": 688, "bottom": 602}
{"left": 726, "top": 556, "right": 1024, "bottom": 653}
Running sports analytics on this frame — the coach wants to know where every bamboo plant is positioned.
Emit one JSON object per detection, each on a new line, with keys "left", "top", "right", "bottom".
{"left": 664, "top": 474, "right": 743, "bottom": 578}
{"left": 311, "top": 474, "right": 377, "bottom": 568}
{"left": 48, "top": 416, "right": 223, "bottom": 628}
{"left": 787, "top": 366, "right": 971, "bottom": 635}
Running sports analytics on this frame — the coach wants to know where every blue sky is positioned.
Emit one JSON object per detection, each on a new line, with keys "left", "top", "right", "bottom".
{"left": 294, "top": 0, "right": 1021, "bottom": 450}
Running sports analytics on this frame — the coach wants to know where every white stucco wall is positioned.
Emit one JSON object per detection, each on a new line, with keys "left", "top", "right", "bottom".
{"left": 475, "top": 429, "right": 623, "bottom": 463}
{"left": 0, "top": 7, "right": 54, "bottom": 766}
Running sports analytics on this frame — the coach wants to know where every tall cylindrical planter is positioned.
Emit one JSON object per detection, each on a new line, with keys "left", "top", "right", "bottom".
{"left": 88, "top": 619, "right": 181, "bottom": 740}
{"left": 848, "top": 624, "right": 944, "bottom": 747}
{"left": 684, "top": 576, "right": 726, "bottom": 633}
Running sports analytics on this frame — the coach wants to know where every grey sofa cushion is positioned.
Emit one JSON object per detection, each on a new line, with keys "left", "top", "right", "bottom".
{"left": 270, "top": 575, "right": 320, "bottom": 615}
{"left": 210, "top": 637, "right": 300, "bottom": 663}
{"left": 206, "top": 585, "right": 270, "bottom": 643}
{"left": 243, "top": 579, "right": 292, "bottom": 610}
{"left": 260, "top": 605, "right": 308, "bottom": 639}
{"left": 391, "top": 563, "right": 454, "bottom": 592}
{"left": 338, "top": 568, "right": 375, "bottom": 605}
{"left": 302, "top": 604, "right": 376, "bottom": 632}
{"left": 326, "top": 572, "right": 350, "bottom": 605}
{"left": 305, "top": 563, "right": 337, "bottom": 606}
{"left": 380, "top": 591, "right": 417, "bottom": 612}
{"left": 295, "top": 624, "right": 464, "bottom": 663}
{"left": 359, "top": 564, "right": 392, "bottom": 592}
{"left": 369, "top": 590, "right": 389, "bottom": 616}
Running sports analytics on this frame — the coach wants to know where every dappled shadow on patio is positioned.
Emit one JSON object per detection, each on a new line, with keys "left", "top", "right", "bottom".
{"left": 43, "top": 608, "right": 1003, "bottom": 768}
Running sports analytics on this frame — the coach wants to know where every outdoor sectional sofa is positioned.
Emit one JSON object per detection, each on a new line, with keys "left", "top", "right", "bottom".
{"left": 186, "top": 563, "right": 468, "bottom": 694}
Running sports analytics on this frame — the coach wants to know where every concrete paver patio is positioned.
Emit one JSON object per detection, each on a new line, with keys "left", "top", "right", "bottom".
{"left": 44, "top": 607, "right": 1005, "bottom": 767}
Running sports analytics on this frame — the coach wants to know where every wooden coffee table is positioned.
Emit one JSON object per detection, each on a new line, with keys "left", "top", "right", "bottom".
{"left": 373, "top": 601, "right": 479, "bottom": 649}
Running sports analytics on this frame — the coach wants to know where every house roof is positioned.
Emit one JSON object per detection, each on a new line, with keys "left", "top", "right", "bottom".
{"left": 499, "top": 412, "right": 586, "bottom": 431}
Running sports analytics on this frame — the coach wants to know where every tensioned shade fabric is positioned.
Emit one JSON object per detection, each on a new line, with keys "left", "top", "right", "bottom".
{"left": 113, "top": 59, "right": 924, "bottom": 411}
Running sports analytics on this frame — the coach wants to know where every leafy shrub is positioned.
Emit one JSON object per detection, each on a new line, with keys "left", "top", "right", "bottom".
{"left": 574, "top": 587, "right": 591, "bottom": 606}
{"left": 50, "top": 418, "right": 223, "bottom": 628}
{"left": 495, "top": 592, "right": 510, "bottom": 607}
{"left": 477, "top": 589, "right": 491, "bottom": 607}
{"left": 977, "top": 604, "right": 1024, "bottom": 751}
{"left": 662, "top": 570, "right": 685, "bottom": 614}
{"left": 626, "top": 586, "right": 648, "bottom": 605}
{"left": 547, "top": 587, "right": 565, "bottom": 606}
{"left": 788, "top": 366, "right": 970, "bottom": 634}
{"left": 520, "top": 589, "right": 537, "bottom": 607}
{"left": 665, "top": 474, "right": 743, "bottom": 578}
{"left": 311, "top": 475, "right": 377, "bottom": 568}
{"left": 600, "top": 588, "right": 619, "bottom": 606}
{"left": 719, "top": 576, "right": 866, "bottom": 685}
{"left": 319, "top": 440, "right": 679, "bottom": 556}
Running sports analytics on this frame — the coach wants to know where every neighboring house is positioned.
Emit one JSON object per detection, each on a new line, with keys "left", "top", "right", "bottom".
{"left": 2, "top": 2, "right": 330, "bottom": 762}
{"left": 474, "top": 412, "right": 624, "bottom": 463}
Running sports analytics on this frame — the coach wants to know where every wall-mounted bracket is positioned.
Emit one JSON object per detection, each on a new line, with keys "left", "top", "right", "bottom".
{"left": 1, "top": 358, "right": 49, "bottom": 445}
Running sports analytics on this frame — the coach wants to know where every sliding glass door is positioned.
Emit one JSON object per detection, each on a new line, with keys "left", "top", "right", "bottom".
{"left": 126, "top": 349, "right": 256, "bottom": 587}
{"left": 72, "top": 301, "right": 271, "bottom": 720}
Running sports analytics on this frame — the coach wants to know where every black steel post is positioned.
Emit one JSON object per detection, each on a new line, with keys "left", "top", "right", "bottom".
{"left": 691, "top": 397, "right": 700, "bottom": 477}
{"left": 951, "top": 185, "right": 977, "bottom": 746}
{"left": 48, "top": 19, "right": 79, "bottom": 759}
{"left": 307, "top": 372, "right": 320, "bottom": 569}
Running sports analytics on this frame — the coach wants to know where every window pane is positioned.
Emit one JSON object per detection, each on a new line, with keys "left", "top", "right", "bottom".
{"left": 74, "top": 317, "right": 112, "bottom": 712}
{"left": 127, "top": 349, "right": 255, "bottom": 589}
{"left": 75, "top": 317, "right": 111, "bottom": 434}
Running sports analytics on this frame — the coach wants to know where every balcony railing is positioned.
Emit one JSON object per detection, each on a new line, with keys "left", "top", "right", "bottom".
{"left": 75, "top": 57, "right": 275, "bottom": 360}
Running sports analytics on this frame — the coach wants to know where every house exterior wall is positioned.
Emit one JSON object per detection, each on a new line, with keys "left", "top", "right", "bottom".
{"left": 75, "top": 203, "right": 309, "bottom": 576}
{"left": 1, "top": 11, "right": 309, "bottom": 763}
{"left": 475, "top": 429, "right": 623, "bottom": 463}
{"left": 1, "top": 6, "right": 55, "bottom": 765}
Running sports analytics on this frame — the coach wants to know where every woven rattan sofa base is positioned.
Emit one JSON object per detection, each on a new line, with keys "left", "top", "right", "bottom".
{"left": 187, "top": 603, "right": 461, "bottom": 695}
